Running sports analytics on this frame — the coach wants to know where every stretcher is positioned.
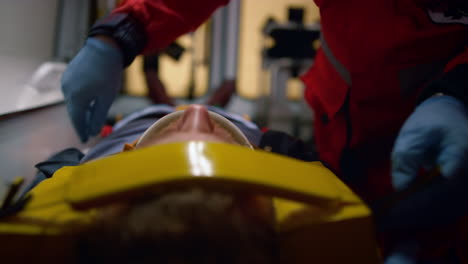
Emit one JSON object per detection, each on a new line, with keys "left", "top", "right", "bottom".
{"left": 0, "top": 142, "right": 381, "bottom": 263}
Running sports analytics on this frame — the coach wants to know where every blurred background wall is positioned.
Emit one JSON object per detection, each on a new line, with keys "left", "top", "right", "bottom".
{"left": 0, "top": 0, "right": 59, "bottom": 114}
{"left": 0, "top": 0, "right": 58, "bottom": 59}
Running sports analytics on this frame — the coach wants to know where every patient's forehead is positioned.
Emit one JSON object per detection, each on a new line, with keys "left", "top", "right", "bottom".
{"left": 134, "top": 109, "right": 252, "bottom": 148}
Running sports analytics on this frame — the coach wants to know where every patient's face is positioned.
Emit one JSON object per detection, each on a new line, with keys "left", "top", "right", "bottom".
{"left": 135, "top": 105, "right": 241, "bottom": 149}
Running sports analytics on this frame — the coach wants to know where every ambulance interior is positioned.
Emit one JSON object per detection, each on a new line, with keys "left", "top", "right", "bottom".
{"left": 0, "top": 1, "right": 394, "bottom": 263}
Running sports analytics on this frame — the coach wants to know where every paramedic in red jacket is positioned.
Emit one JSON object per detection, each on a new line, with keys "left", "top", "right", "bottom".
{"left": 61, "top": 0, "right": 468, "bottom": 262}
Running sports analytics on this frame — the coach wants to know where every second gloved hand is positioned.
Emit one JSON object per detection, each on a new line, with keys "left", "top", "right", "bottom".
{"left": 61, "top": 37, "right": 124, "bottom": 142}
{"left": 392, "top": 95, "right": 468, "bottom": 191}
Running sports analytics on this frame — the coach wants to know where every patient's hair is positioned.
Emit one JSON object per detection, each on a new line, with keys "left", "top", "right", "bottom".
{"left": 74, "top": 188, "right": 278, "bottom": 264}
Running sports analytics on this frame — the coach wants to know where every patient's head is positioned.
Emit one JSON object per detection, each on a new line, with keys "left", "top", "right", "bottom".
{"left": 74, "top": 105, "right": 276, "bottom": 263}
{"left": 135, "top": 104, "right": 252, "bottom": 148}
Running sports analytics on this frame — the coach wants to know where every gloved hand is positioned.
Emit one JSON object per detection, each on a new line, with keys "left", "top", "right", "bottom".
{"left": 392, "top": 95, "right": 468, "bottom": 191}
{"left": 61, "top": 37, "right": 124, "bottom": 142}
{"left": 384, "top": 241, "right": 420, "bottom": 264}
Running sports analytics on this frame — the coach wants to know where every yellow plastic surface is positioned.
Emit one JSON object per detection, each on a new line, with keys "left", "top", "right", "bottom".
{"left": 65, "top": 142, "right": 361, "bottom": 209}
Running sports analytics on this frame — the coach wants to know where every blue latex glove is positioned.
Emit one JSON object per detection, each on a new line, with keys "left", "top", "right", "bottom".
{"left": 384, "top": 241, "right": 420, "bottom": 264}
{"left": 392, "top": 95, "right": 468, "bottom": 191}
{"left": 61, "top": 38, "right": 123, "bottom": 142}
{"left": 384, "top": 240, "right": 448, "bottom": 264}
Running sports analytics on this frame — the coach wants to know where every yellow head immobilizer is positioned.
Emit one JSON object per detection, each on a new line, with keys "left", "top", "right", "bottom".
{"left": 0, "top": 142, "right": 380, "bottom": 263}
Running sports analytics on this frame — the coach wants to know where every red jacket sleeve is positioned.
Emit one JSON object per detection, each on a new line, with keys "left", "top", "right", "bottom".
{"left": 419, "top": 45, "right": 468, "bottom": 106}
{"left": 113, "top": 0, "right": 229, "bottom": 54}
{"left": 445, "top": 46, "right": 468, "bottom": 73}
